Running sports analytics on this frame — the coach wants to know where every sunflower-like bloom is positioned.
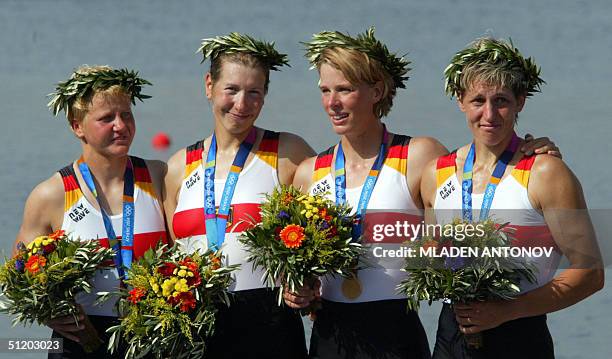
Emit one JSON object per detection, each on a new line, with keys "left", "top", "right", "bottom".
{"left": 25, "top": 255, "right": 47, "bottom": 274}
{"left": 279, "top": 224, "right": 306, "bottom": 249}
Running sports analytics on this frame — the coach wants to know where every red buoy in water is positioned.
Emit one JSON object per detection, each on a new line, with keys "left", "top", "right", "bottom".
{"left": 152, "top": 132, "right": 171, "bottom": 151}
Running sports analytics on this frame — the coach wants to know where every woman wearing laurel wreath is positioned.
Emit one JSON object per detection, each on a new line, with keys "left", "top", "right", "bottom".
{"left": 419, "top": 38, "right": 604, "bottom": 358}
{"left": 288, "top": 29, "right": 562, "bottom": 359}
{"left": 287, "top": 27, "right": 443, "bottom": 359}
{"left": 13, "top": 65, "right": 167, "bottom": 358}
{"left": 163, "top": 33, "right": 315, "bottom": 358}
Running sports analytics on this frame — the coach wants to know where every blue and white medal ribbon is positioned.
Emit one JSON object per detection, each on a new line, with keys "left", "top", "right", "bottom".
{"left": 203, "top": 128, "right": 257, "bottom": 250}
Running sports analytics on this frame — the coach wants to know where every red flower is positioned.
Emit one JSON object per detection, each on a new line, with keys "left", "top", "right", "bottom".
{"left": 327, "top": 226, "right": 338, "bottom": 238}
{"left": 48, "top": 229, "right": 65, "bottom": 241}
{"left": 279, "top": 224, "right": 305, "bottom": 249}
{"left": 158, "top": 262, "right": 177, "bottom": 277}
{"left": 128, "top": 287, "right": 147, "bottom": 304}
{"left": 25, "top": 255, "right": 47, "bottom": 274}
{"left": 168, "top": 291, "right": 196, "bottom": 313}
{"left": 178, "top": 258, "right": 198, "bottom": 272}
{"left": 42, "top": 243, "right": 56, "bottom": 254}
{"left": 187, "top": 270, "right": 202, "bottom": 287}
{"left": 274, "top": 226, "right": 283, "bottom": 239}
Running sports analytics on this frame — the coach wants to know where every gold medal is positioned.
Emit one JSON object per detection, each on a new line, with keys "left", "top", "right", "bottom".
{"left": 341, "top": 274, "right": 362, "bottom": 299}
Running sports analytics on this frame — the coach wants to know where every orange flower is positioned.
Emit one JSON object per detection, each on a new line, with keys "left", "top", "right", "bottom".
{"left": 421, "top": 239, "right": 439, "bottom": 252}
{"left": 48, "top": 229, "right": 65, "bottom": 241}
{"left": 281, "top": 194, "right": 294, "bottom": 206}
{"left": 128, "top": 287, "right": 147, "bottom": 304}
{"left": 208, "top": 254, "right": 221, "bottom": 270}
{"left": 279, "top": 224, "right": 305, "bottom": 249}
{"left": 179, "top": 258, "right": 198, "bottom": 272}
{"left": 25, "top": 255, "right": 47, "bottom": 274}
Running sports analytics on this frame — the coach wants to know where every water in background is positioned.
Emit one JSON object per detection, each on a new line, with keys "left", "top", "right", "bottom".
{"left": 1, "top": 1, "right": 611, "bottom": 358}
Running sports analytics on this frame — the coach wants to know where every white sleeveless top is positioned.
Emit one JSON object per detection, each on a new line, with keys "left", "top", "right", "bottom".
{"left": 433, "top": 151, "right": 561, "bottom": 294}
{"left": 172, "top": 129, "right": 280, "bottom": 291}
{"left": 309, "top": 135, "right": 423, "bottom": 303}
{"left": 59, "top": 157, "right": 166, "bottom": 316}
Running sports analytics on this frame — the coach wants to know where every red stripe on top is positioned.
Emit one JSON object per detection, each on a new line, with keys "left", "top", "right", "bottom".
{"left": 186, "top": 143, "right": 204, "bottom": 166}
{"left": 258, "top": 131, "right": 280, "bottom": 153}
{"left": 386, "top": 141, "right": 408, "bottom": 160}
{"left": 173, "top": 203, "right": 262, "bottom": 238}
{"left": 61, "top": 171, "right": 80, "bottom": 192}
{"left": 436, "top": 152, "right": 457, "bottom": 170}
{"left": 133, "top": 166, "right": 152, "bottom": 183}
{"left": 314, "top": 153, "right": 334, "bottom": 171}
{"left": 97, "top": 230, "right": 167, "bottom": 260}
{"left": 515, "top": 154, "right": 536, "bottom": 171}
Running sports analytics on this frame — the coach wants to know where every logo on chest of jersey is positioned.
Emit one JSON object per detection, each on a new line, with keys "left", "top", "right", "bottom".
{"left": 186, "top": 172, "right": 201, "bottom": 189}
{"left": 69, "top": 203, "right": 90, "bottom": 222}
{"left": 312, "top": 179, "right": 332, "bottom": 196}
{"left": 439, "top": 181, "right": 456, "bottom": 200}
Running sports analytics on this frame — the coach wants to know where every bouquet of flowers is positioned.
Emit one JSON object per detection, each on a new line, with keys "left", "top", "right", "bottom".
{"left": 104, "top": 244, "right": 237, "bottom": 359}
{"left": 0, "top": 230, "right": 115, "bottom": 352}
{"left": 240, "top": 185, "right": 364, "bottom": 306}
{"left": 397, "top": 219, "right": 536, "bottom": 348}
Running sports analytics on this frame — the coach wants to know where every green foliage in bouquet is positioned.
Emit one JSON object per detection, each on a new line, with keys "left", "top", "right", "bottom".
{"left": 0, "top": 230, "right": 115, "bottom": 325}
{"left": 104, "top": 243, "right": 237, "bottom": 359}
{"left": 240, "top": 185, "right": 364, "bottom": 304}
{"left": 398, "top": 219, "right": 537, "bottom": 311}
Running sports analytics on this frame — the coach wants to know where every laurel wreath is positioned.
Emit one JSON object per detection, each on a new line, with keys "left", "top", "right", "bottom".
{"left": 444, "top": 38, "right": 544, "bottom": 98}
{"left": 197, "top": 32, "right": 289, "bottom": 71}
{"left": 47, "top": 68, "right": 152, "bottom": 117}
{"left": 303, "top": 27, "right": 411, "bottom": 89}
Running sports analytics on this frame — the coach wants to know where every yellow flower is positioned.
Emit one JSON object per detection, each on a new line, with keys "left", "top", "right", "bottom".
{"left": 177, "top": 269, "right": 187, "bottom": 277}
{"left": 174, "top": 278, "right": 189, "bottom": 293}
{"left": 149, "top": 277, "right": 160, "bottom": 294}
{"left": 162, "top": 277, "right": 178, "bottom": 297}
{"left": 33, "top": 237, "right": 44, "bottom": 247}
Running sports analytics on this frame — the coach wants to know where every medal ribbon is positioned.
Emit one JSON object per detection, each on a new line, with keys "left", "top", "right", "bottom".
{"left": 204, "top": 128, "right": 257, "bottom": 250}
{"left": 77, "top": 156, "right": 135, "bottom": 279}
{"left": 461, "top": 133, "right": 520, "bottom": 221}
{"left": 334, "top": 125, "right": 389, "bottom": 240}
